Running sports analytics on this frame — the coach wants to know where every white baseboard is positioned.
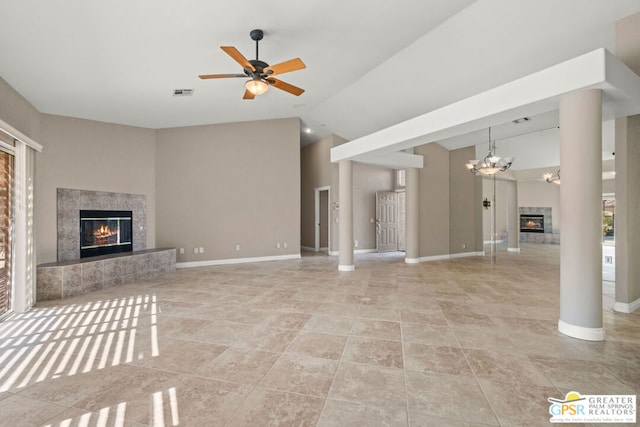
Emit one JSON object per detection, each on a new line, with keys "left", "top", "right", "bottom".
{"left": 414, "top": 251, "right": 484, "bottom": 263}
{"left": 328, "top": 249, "right": 376, "bottom": 256}
{"left": 614, "top": 297, "right": 640, "bottom": 314}
{"left": 507, "top": 247, "right": 521, "bottom": 252}
{"left": 176, "top": 254, "right": 301, "bottom": 269}
{"left": 338, "top": 264, "right": 355, "bottom": 271}
{"left": 301, "top": 246, "right": 329, "bottom": 253}
{"left": 558, "top": 319, "right": 604, "bottom": 341}
{"left": 483, "top": 239, "right": 507, "bottom": 244}
{"left": 417, "top": 254, "right": 451, "bottom": 262}
{"left": 450, "top": 251, "right": 485, "bottom": 259}
{"left": 405, "top": 258, "right": 420, "bottom": 264}
{"left": 355, "top": 249, "right": 377, "bottom": 254}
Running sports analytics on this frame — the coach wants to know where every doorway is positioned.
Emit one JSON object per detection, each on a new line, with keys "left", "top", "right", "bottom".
{"left": 314, "top": 187, "right": 330, "bottom": 252}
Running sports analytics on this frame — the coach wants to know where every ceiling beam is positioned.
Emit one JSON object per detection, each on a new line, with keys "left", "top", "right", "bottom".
{"left": 331, "top": 48, "right": 640, "bottom": 164}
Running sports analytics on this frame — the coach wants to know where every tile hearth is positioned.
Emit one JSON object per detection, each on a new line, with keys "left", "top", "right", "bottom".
{"left": 1, "top": 244, "right": 639, "bottom": 426}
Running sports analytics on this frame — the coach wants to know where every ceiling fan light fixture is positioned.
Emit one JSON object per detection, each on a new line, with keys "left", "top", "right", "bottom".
{"left": 246, "top": 78, "right": 269, "bottom": 95}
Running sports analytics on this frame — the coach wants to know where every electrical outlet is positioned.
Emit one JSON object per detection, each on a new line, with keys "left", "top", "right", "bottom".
{"left": 199, "top": 247, "right": 204, "bottom": 253}
{"left": 193, "top": 248, "right": 198, "bottom": 254}
{"left": 354, "top": 240, "right": 359, "bottom": 248}
{"left": 235, "top": 244, "right": 240, "bottom": 251}
{"left": 179, "top": 248, "right": 184, "bottom": 254}
{"left": 276, "top": 243, "right": 281, "bottom": 249}
{"left": 283, "top": 242, "right": 287, "bottom": 248}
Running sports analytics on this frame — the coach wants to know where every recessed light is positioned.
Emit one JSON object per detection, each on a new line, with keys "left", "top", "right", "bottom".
{"left": 305, "top": 128, "right": 312, "bottom": 134}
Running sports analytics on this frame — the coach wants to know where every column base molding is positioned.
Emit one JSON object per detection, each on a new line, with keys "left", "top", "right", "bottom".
{"left": 404, "top": 258, "right": 419, "bottom": 264}
{"left": 613, "top": 297, "right": 640, "bottom": 314}
{"left": 558, "top": 319, "right": 604, "bottom": 341}
{"left": 338, "top": 264, "right": 355, "bottom": 272}
{"left": 507, "top": 247, "right": 520, "bottom": 252}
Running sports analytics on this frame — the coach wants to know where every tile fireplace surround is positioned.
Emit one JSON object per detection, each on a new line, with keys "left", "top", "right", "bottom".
{"left": 57, "top": 188, "right": 147, "bottom": 262}
{"left": 37, "top": 189, "right": 176, "bottom": 301}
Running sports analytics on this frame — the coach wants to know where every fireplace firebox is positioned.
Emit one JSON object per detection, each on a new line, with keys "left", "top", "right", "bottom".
{"left": 520, "top": 214, "right": 544, "bottom": 233}
{"left": 80, "top": 210, "right": 133, "bottom": 258}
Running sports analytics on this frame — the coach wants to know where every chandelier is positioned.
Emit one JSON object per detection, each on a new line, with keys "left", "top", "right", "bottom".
{"left": 543, "top": 170, "right": 561, "bottom": 184}
{"left": 465, "top": 127, "right": 514, "bottom": 175}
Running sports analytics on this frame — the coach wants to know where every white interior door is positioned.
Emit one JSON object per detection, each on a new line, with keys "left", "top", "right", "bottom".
{"left": 376, "top": 191, "right": 398, "bottom": 252}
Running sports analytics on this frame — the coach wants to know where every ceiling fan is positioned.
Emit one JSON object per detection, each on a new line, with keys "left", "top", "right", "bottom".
{"left": 199, "top": 29, "right": 306, "bottom": 100}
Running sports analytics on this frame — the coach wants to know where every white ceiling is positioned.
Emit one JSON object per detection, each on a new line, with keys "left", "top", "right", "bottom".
{"left": 1, "top": 0, "right": 639, "bottom": 158}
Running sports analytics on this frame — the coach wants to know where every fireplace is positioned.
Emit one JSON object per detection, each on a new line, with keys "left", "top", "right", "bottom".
{"left": 80, "top": 210, "right": 133, "bottom": 258}
{"left": 520, "top": 214, "right": 544, "bottom": 233}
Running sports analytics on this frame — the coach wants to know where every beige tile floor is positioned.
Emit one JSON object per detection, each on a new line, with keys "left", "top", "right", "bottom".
{"left": 1, "top": 244, "right": 639, "bottom": 426}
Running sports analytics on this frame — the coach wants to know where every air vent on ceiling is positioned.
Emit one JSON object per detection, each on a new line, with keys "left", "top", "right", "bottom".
{"left": 512, "top": 117, "right": 530, "bottom": 124}
{"left": 173, "top": 89, "right": 194, "bottom": 96}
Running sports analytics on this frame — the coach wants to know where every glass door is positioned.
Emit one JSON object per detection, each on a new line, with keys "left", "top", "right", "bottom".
{"left": 0, "top": 147, "right": 14, "bottom": 316}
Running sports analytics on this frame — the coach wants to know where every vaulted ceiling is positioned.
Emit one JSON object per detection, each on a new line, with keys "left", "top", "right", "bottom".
{"left": 1, "top": 1, "right": 639, "bottom": 163}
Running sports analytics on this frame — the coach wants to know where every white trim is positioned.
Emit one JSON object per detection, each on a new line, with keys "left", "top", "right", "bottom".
{"left": 411, "top": 251, "right": 485, "bottom": 263}
{"left": 450, "top": 251, "right": 485, "bottom": 259}
{"left": 507, "top": 247, "right": 521, "bottom": 252}
{"left": 355, "top": 249, "right": 376, "bottom": 254}
{"left": 0, "top": 117, "right": 43, "bottom": 152}
{"left": 558, "top": 319, "right": 604, "bottom": 341}
{"left": 328, "top": 249, "right": 376, "bottom": 256}
{"left": 613, "top": 297, "right": 640, "bottom": 314}
{"left": 176, "top": 254, "right": 301, "bottom": 269}
{"left": 338, "top": 264, "right": 355, "bottom": 272}
{"left": 404, "top": 258, "right": 419, "bottom": 264}
{"left": 483, "top": 239, "right": 506, "bottom": 244}
{"left": 417, "top": 254, "right": 452, "bottom": 262}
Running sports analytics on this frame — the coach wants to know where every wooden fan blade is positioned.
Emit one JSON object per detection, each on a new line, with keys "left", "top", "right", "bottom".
{"left": 264, "top": 58, "right": 306, "bottom": 76}
{"left": 243, "top": 89, "right": 256, "bottom": 100}
{"left": 199, "top": 73, "right": 247, "bottom": 79}
{"left": 266, "top": 78, "right": 305, "bottom": 96}
{"left": 220, "top": 46, "right": 255, "bottom": 71}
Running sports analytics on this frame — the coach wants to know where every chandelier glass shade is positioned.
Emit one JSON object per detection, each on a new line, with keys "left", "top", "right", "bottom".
{"left": 543, "top": 170, "right": 561, "bottom": 184}
{"left": 246, "top": 78, "right": 269, "bottom": 95}
{"left": 465, "top": 127, "right": 514, "bottom": 175}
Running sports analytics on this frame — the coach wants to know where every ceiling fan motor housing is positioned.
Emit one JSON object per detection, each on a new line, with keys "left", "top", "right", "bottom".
{"left": 250, "top": 29, "right": 264, "bottom": 41}
{"left": 248, "top": 60, "right": 270, "bottom": 75}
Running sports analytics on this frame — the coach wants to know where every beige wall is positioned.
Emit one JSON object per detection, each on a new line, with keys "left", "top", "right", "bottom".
{"left": 517, "top": 180, "right": 561, "bottom": 234}
{"left": 0, "top": 76, "right": 40, "bottom": 140}
{"left": 482, "top": 178, "right": 513, "bottom": 241}
{"left": 353, "top": 163, "right": 394, "bottom": 250}
{"left": 301, "top": 134, "right": 393, "bottom": 253}
{"left": 155, "top": 118, "right": 300, "bottom": 263}
{"left": 416, "top": 143, "right": 450, "bottom": 257}
{"left": 36, "top": 114, "right": 157, "bottom": 263}
{"left": 449, "top": 146, "right": 483, "bottom": 254}
{"left": 300, "top": 135, "right": 333, "bottom": 248}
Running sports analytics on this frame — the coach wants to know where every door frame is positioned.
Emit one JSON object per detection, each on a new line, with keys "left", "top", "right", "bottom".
{"left": 314, "top": 186, "right": 331, "bottom": 252}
